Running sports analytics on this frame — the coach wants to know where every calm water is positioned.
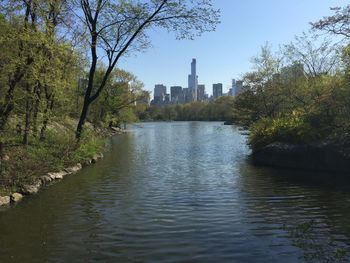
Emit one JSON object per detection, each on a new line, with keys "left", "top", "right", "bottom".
{"left": 1, "top": 122, "right": 350, "bottom": 262}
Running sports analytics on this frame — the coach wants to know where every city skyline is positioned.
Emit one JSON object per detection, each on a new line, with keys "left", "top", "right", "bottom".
{"left": 118, "top": 1, "right": 345, "bottom": 96}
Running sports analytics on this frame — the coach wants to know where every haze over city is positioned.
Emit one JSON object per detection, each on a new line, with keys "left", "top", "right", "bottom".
{"left": 119, "top": 0, "right": 345, "bottom": 95}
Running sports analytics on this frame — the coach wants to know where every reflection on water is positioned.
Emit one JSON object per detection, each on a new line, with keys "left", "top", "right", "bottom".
{"left": 0, "top": 122, "right": 349, "bottom": 262}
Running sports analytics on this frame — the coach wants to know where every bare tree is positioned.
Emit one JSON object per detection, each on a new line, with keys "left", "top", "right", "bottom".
{"left": 73, "top": 0, "right": 220, "bottom": 139}
{"left": 284, "top": 32, "right": 340, "bottom": 78}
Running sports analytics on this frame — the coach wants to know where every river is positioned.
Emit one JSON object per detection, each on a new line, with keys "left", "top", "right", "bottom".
{"left": 0, "top": 122, "right": 350, "bottom": 262}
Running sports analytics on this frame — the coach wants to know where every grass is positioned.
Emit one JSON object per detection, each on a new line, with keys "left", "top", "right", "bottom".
{"left": 0, "top": 120, "right": 105, "bottom": 195}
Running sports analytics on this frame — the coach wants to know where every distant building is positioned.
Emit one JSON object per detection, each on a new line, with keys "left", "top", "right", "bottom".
{"left": 170, "top": 86, "right": 183, "bottom": 104}
{"left": 164, "top": 94, "right": 170, "bottom": 104}
{"left": 153, "top": 84, "right": 167, "bottom": 104}
{"left": 182, "top": 88, "right": 192, "bottom": 103}
{"left": 229, "top": 79, "right": 237, "bottom": 96}
{"left": 212, "top": 83, "right": 223, "bottom": 99}
{"left": 197, "top": 84, "right": 205, "bottom": 102}
{"left": 235, "top": 80, "right": 244, "bottom": 95}
{"left": 188, "top": 58, "right": 198, "bottom": 101}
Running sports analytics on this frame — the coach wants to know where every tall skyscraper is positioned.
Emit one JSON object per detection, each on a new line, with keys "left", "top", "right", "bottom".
{"left": 188, "top": 58, "right": 198, "bottom": 101}
{"left": 213, "top": 83, "right": 223, "bottom": 99}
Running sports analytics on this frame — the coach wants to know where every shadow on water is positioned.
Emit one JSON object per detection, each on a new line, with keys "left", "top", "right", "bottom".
{"left": 238, "top": 160, "right": 350, "bottom": 261}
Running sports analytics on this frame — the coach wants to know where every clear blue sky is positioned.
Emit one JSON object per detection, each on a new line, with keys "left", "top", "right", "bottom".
{"left": 119, "top": 0, "right": 345, "bottom": 96}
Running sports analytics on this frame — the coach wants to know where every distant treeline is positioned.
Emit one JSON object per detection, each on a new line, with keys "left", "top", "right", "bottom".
{"left": 135, "top": 96, "right": 235, "bottom": 122}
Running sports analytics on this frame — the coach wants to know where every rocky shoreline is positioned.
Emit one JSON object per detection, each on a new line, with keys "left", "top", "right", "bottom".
{"left": 0, "top": 126, "right": 128, "bottom": 207}
{"left": 251, "top": 142, "right": 350, "bottom": 173}
{"left": 0, "top": 153, "right": 104, "bottom": 207}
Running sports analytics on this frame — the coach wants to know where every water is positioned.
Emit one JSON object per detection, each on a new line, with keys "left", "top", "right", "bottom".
{"left": 1, "top": 122, "right": 350, "bottom": 262}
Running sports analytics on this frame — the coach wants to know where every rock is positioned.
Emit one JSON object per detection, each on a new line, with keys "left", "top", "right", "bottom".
{"left": 10, "top": 193, "right": 23, "bottom": 203}
{"left": 110, "top": 126, "right": 121, "bottom": 133}
{"left": 83, "top": 159, "right": 92, "bottom": 167}
{"left": 224, "top": 121, "right": 234, "bottom": 125}
{"left": 48, "top": 171, "right": 68, "bottom": 180}
{"left": 91, "top": 155, "right": 98, "bottom": 164}
{"left": 20, "top": 181, "right": 42, "bottom": 195}
{"left": 40, "top": 175, "right": 52, "bottom": 184}
{"left": 0, "top": 196, "right": 10, "bottom": 206}
{"left": 1, "top": 155, "right": 10, "bottom": 161}
{"left": 252, "top": 142, "right": 350, "bottom": 173}
{"left": 91, "top": 152, "right": 104, "bottom": 163}
{"left": 64, "top": 163, "right": 82, "bottom": 174}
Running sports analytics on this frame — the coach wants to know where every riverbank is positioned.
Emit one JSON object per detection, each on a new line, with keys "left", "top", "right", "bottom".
{"left": 251, "top": 141, "right": 350, "bottom": 173}
{"left": 0, "top": 118, "right": 127, "bottom": 207}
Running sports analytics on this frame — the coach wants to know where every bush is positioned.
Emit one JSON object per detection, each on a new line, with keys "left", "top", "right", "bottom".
{"left": 249, "top": 111, "right": 320, "bottom": 150}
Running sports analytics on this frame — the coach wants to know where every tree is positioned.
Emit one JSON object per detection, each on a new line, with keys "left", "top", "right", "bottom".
{"left": 73, "top": 0, "right": 220, "bottom": 139}
{"left": 284, "top": 32, "right": 340, "bottom": 78}
{"left": 311, "top": 5, "right": 350, "bottom": 38}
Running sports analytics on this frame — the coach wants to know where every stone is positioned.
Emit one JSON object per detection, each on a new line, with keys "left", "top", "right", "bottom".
{"left": 40, "top": 175, "right": 52, "bottom": 184}
{"left": 2, "top": 155, "right": 10, "bottom": 161}
{"left": 48, "top": 171, "right": 68, "bottom": 180}
{"left": 83, "top": 159, "right": 92, "bottom": 167}
{"left": 10, "top": 193, "right": 23, "bottom": 203}
{"left": 20, "top": 181, "right": 42, "bottom": 195}
{"left": 0, "top": 196, "right": 10, "bottom": 206}
{"left": 64, "top": 163, "right": 82, "bottom": 174}
{"left": 252, "top": 142, "right": 350, "bottom": 173}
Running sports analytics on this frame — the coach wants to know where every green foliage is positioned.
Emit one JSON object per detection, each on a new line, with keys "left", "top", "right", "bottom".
{"left": 138, "top": 96, "right": 235, "bottom": 122}
{"left": 234, "top": 39, "right": 350, "bottom": 150}
{"left": 73, "top": 132, "right": 104, "bottom": 163}
{"left": 249, "top": 112, "right": 318, "bottom": 150}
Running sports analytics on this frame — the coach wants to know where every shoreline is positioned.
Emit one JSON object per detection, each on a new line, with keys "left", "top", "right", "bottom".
{"left": 0, "top": 127, "right": 128, "bottom": 207}
{"left": 251, "top": 141, "right": 350, "bottom": 174}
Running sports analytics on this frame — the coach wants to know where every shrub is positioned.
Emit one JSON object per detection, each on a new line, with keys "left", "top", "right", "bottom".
{"left": 249, "top": 111, "right": 320, "bottom": 150}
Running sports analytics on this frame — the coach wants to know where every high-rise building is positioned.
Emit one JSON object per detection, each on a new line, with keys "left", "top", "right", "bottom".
{"left": 154, "top": 84, "right": 166, "bottom": 104}
{"left": 197, "top": 84, "right": 205, "bottom": 101}
{"left": 188, "top": 58, "right": 198, "bottom": 101}
{"left": 171, "top": 86, "right": 183, "bottom": 104}
{"left": 213, "top": 83, "right": 223, "bottom": 99}
{"left": 229, "top": 79, "right": 237, "bottom": 96}
{"left": 235, "top": 80, "right": 243, "bottom": 95}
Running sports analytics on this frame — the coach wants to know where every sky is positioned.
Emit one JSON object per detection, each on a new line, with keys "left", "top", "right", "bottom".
{"left": 119, "top": 0, "right": 346, "bottom": 96}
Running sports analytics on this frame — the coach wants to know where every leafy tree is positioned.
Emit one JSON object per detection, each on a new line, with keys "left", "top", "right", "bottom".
{"left": 311, "top": 5, "right": 350, "bottom": 37}
{"left": 73, "top": 0, "right": 220, "bottom": 139}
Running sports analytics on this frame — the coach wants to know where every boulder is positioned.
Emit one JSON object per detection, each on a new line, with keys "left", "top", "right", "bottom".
{"left": 83, "top": 159, "right": 92, "bottom": 167}
{"left": 1, "top": 155, "right": 10, "bottom": 161}
{"left": 252, "top": 142, "right": 350, "bottom": 172}
{"left": 91, "top": 155, "right": 98, "bottom": 164}
{"left": 40, "top": 175, "right": 52, "bottom": 184}
{"left": 20, "top": 181, "right": 42, "bottom": 195}
{"left": 64, "top": 163, "right": 82, "bottom": 174}
{"left": 11, "top": 193, "right": 23, "bottom": 203}
{"left": 0, "top": 196, "right": 10, "bottom": 206}
{"left": 48, "top": 171, "right": 68, "bottom": 180}
{"left": 91, "top": 152, "right": 104, "bottom": 163}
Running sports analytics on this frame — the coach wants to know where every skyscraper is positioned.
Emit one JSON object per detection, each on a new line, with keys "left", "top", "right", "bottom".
{"left": 213, "top": 83, "right": 223, "bottom": 99}
{"left": 170, "top": 86, "right": 183, "bottom": 104}
{"left": 154, "top": 84, "right": 167, "bottom": 104}
{"left": 188, "top": 58, "right": 198, "bottom": 101}
{"left": 197, "top": 84, "right": 205, "bottom": 101}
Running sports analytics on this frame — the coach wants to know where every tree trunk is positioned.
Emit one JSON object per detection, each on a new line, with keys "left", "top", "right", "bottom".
{"left": 40, "top": 94, "right": 54, "bottom": 141}
{"left": 76, "top": 98, "right": 91, "bottom": 140}
{"left": 23, "top": 85, "right": 33, "bottom": 145}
